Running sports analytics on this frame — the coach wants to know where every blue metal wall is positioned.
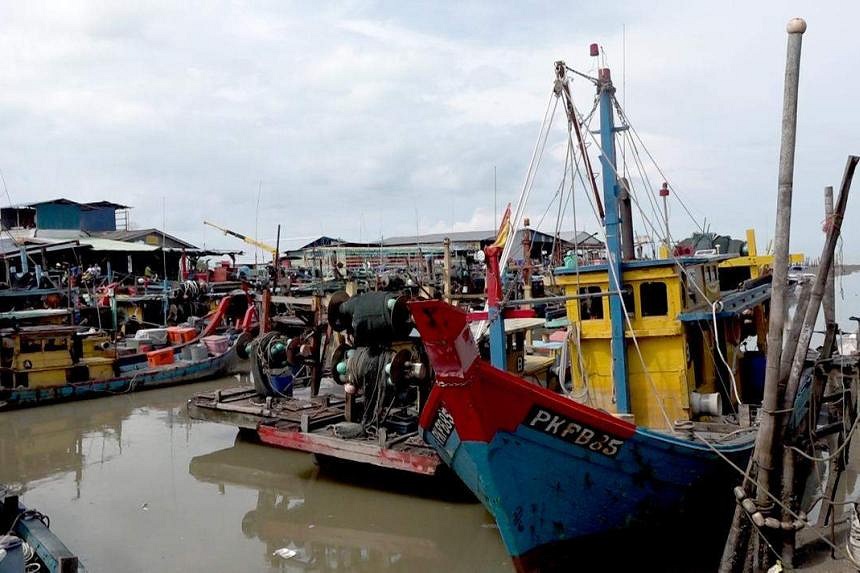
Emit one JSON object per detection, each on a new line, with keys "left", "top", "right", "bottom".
{"left": 80, "top": 207, "right": 116, "bottom": 231}
{"left": 35, "top": 204, "right": 80, "bottom": 230}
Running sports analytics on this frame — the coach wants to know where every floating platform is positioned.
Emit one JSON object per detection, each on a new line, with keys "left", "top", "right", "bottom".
{"left": 187, "top": 383, "right": 441, "bottom": 475}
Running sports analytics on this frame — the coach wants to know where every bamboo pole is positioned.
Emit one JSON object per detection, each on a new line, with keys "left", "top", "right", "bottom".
{"left": 822, "top": 186, "right": 835, "bottom": 323}
{"left": 721, "top": 18, "right": 806, "bottom": 571}
{"left": 779, "top": 279, "right": 812, "bottom": 382}
{"left": 778, "top": 156, "right": 858, "bottom": 563}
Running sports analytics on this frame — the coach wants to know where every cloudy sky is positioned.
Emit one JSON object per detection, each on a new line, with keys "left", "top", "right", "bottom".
{"left": 0, "top": 1, "right": 857, "bottom": 261}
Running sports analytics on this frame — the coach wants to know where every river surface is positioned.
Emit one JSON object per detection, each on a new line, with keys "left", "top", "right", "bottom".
{"left": 0, "top": 378, "right": 511, "bottom": 572}
{"left": 2, "top": 271, "right": 860, "bottom": 572}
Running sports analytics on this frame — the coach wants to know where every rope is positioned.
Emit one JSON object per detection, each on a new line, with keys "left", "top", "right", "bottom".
{"left": 787, "top": 412, "right": 860, "bottom": 463}
{"left": 475, "top": 88, "right": 559, "bottom": 339}
{"left": 692, "top": 431, "right": 843, "bottom": 555}
{"left": 612, "top": 98, "right": 706, "bottom": 234}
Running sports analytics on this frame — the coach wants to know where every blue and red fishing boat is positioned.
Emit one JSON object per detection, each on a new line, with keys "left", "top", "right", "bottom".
{"left": 409, "top": 58, "right": 782, "bottom": 571}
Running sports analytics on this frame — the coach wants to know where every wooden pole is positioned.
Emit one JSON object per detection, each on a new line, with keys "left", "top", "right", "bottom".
{"left": 522, "top": 219, "right": 532, "bottom": 300}
{"left": 753, "top": 13, "right": 806, "bottom": 505}
{"left": 778, "top": 156, "right": 858, "bottom": 563}
{"left": 721, "top": 18, "right": 806, "bottom": 571}
{"left": 778, "top": 279, "right": 812, "bottom": 382}
{"left": 822, "top": 186, "right": 835, "bottom": 324}
{"left": 781, "top": 158, "right": 857, "bottom": 416}
{"left": 442, "top": 237, "right": 452, "bottom": 303}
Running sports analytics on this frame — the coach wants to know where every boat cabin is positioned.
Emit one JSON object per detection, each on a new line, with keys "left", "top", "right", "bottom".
{"left": 554, "top": 257, "right": 769, "bottom": 428}
{"left": 0, "top": 326, "right": 116, "bottom": 389}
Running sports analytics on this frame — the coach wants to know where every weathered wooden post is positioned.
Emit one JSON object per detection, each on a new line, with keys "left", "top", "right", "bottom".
{"left": 721, "top": 17, "right": 806, "bottom": 572}
{"left": 443, "top": 237, "right": 452, "bottom": 303}
{"left": 521, "top": 218, "right": 533, "bottom": 301}
{"left": 778, "top": 156, "right": 858, "bottom": 563}
{"left": 779, "top": 279, "right": 812, "bottom": 381}
{"left": 822, "top": 186, "right": 835, "bottom": 323}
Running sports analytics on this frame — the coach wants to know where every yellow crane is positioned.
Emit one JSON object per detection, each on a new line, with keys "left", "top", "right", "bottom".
{"left": 203, "top": 220, "right": 279, "bottom": 266}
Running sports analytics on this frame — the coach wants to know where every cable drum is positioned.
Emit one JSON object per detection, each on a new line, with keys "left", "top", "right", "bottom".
{"left": 249, "top": 332, "right": 295, "bottom": 397}
{"left": 340, "top": 346, "right": 395, "bottom": 392}
{"left": 328, "top": 291, "right": 412, "bottom": 346}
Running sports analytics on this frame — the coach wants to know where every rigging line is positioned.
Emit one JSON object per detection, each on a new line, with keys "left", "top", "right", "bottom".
{"left": 788, "top": 412, "right": 860, "bottom": 463}
{"left": 538, "top": 140, "right": 571, "bottom": 262}
{"left": 576, "top": 97, "right": 725, "bottom": 312}
{"left": 556, "top": 66, "right": 604, "bottom": 219}
{"left": 565, "top": 134, "right": 592, "bottom": 402}
{"left": 612, "top": 98, "right": 705, "bottom": 233}
{"left": 535, "top": 144, "right": 569, "bottom": 231}
{"left": 563, "top": 128, "right": 682, "bottom": 429}
{"left": 563, "top": 65, "right": 599, "bottom": 84}
{"left": 616, "top": 166, "right": 744, "bottom": 406}
{"left": 500, "top": 90, "right": 559, "bottom": 269}
{"left": 563, "top": 120, "right": 677, "bottom": 425}
{"left": 692, "top": 431, "right": 843, "bottom": 556}
{"left": 624, "top": 129, "right": 670, "bottom": 245}
{"left": 612, "top": 110, "right": 667, "bottom": 246}
{"left": 476, "top": 88, "right": 558, "bottom": 339}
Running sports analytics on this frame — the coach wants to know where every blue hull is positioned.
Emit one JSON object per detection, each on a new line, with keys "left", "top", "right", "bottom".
{"left": 0, "top": 348, "right": 235, "bottom": 410}
{"left": 408, "top": 299, "right": 756, "bottom": 571}
{"left": 427, "top": 422, "right": 753, "bottom": 567}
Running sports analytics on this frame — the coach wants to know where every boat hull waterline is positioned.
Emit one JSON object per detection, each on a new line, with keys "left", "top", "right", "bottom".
{"left": 0, "top": 346, "right": 236, "bottom": 410}
{"left": 411, "top": 300, "right": 754, "bottom": 571}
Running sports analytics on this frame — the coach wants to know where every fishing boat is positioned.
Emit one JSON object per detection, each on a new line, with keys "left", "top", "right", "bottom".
{"left": 0, "top": 485, "right": 84, "bottom": 572}
{"left": 408, "top": 59, "right": 789, "bottom": 571}
{"left": 0, "top": 292, "right": 253, "bottom": 410}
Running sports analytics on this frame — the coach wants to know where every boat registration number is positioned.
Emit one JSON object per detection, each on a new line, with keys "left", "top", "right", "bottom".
{"left": 430, "top": 406, "right": 456, "bottom": 446}
{"left": 524, "top": 405, "right": 625, "bottom": 458}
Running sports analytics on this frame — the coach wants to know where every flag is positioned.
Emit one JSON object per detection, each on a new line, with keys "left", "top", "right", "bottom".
{"left": 492, "top": 203, "right": 512, "bottom": 249}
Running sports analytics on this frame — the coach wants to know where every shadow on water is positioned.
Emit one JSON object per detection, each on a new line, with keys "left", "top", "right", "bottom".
{"left": 189, "top": 434, "right": 506, "bottom": 572}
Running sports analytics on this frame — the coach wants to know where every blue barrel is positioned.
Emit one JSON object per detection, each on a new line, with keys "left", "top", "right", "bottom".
{"left": 0, "top": 535, "right": 24, "bottom": 573}
{"left": 741, "top": 351, "right": 767, "bottom": 404}
{"left": 270, "top": 373, "right": 293, "bottom": 397}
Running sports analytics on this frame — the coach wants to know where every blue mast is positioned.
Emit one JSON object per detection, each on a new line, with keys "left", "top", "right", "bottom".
{"left": 597, "top": 68, "right": 631, "bottom": 414}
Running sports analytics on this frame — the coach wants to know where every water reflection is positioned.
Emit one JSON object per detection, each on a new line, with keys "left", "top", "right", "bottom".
{"left": 0, "top": 376, "right": 510, "bottom": 572}
{"left": 189, "top": 439, "right": 510, "bottom": 572}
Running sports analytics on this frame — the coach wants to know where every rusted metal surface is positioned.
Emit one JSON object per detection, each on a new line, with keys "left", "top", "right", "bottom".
{"left": 188, "top": 385, "right": 441, "bottom": 475}
{"left": 257, "top": 422, "right": 440, "bottom": 475}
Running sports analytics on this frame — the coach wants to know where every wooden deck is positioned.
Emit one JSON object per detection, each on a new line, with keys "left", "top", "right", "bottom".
{"left": 187, "top": 383, "right": 441, "bottom": 475}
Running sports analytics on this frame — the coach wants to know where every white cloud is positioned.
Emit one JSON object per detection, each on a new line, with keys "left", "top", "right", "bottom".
{"left": 0, "top": 1, "right": 855, "bottom": 260}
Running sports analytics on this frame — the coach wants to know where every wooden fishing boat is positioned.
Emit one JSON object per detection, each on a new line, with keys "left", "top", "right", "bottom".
{"left": 0, "top": 293, "right": 254, "bottom": 410}
{"left": 408, "top": 59, "right": 791, "bottom": 571}
{"left": 0, "top": 327, "right": 238, "bottom": 411}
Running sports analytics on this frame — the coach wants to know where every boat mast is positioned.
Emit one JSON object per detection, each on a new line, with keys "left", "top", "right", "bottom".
{"left": 597, "top": 67, "right": 631, "bottom": 414}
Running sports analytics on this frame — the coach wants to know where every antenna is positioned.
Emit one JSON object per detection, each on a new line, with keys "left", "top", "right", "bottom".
{"left": 494, "top": 165, "right": 498, "bottom": 231}
{"left": 255, "top": 180, "right": 262, "bottom": 266}
{"left": 622, "top": 24, "right": 628, "bottom": 179}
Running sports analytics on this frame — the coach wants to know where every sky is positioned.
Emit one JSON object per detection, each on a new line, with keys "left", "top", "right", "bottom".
{"left": 0, "top": 1, "right": 857, "bottom": 262}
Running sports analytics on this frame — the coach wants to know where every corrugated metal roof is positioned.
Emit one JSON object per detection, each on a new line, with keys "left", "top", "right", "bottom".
{"left": 382, "top": 230, "right": 493, "bottom": 246}
{"left": 559, "top": 230, "right": 605, "bottom": 247}
{"left": 76, "top": 238, "right": 159, "bottom": 252}
{"left": 96, "top": 228, "right": 197, "bottom": 249}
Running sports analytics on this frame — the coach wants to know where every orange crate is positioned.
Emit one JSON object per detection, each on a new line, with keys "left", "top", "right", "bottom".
{"left": 167, "top": 327, "right": 197, "bottom": 344}
{"left": 179, "top": 327, "right": 197, "bottom": 342}
{"left": 167, "top": 327, "right": 182, "bottom": 344}
{"left": 147, "top": 348, "right": 175, "bottom": 368}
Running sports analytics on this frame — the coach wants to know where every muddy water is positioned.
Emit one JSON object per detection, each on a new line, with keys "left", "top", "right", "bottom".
{"left": 0, "top": 377, "right": 512, "bottom": 572}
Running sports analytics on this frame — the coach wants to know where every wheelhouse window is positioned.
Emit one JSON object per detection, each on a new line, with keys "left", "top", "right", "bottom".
{"left": 640, "top": 281, "right": 669, "bottom": 317}
{"left": 579, "top": 286, "right": 604, "bottom": 320}
{"left": 622, "top": 284, "right": 635, "bottom": 316}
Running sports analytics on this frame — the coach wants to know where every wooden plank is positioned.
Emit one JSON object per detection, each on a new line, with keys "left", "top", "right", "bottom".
{"left": 257, "top": 423, "right": 440, "bottom": 475}
{"left": 186, "top": 400, "right": 262, "bottom": 430}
